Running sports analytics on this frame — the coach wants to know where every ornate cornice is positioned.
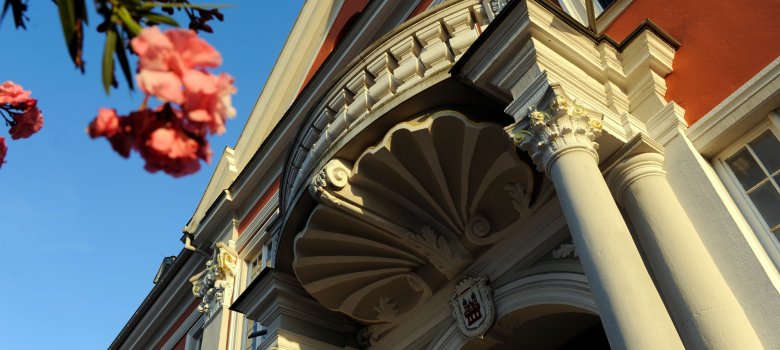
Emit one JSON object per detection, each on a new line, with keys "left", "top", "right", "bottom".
{"left": 508, "top": 91, "right": 604, "bottom": 174}
{"left": 454, "top": 0, "right": 679, "bottom": 153}
{"left": 284, "top": 0, "right": 490, "bottom": 211}
{"left": 190, "top": 241, "right": 237, "bottom": 322}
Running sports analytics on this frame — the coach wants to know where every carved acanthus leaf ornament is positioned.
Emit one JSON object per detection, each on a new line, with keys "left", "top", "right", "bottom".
{"left": 190, "top": 241, "right": 237, "bottom": 321}
{"left": 509, "top": 94, "right": 604, "bottom": 174}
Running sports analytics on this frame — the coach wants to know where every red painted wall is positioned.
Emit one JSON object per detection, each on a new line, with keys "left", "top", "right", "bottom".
{"left": 154, "top": 299, "right": 200, "bottom": 350}
{"left": 238, "top": 177, "right": 281, "bottom": 234}
{"left": 408, "top": 0, "right": 435, "bottom": 20}
{"left": 605, "top": 0, "right": 780, "bottom": 125}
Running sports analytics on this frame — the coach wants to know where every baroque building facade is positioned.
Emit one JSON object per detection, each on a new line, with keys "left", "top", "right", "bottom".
{"left": 110, "top": 0, "right": 780, "bottom": 349}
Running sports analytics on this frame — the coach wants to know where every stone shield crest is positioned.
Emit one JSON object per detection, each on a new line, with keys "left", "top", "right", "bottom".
{"left": 451, "top": 276, "right": 495, "bottom": 338}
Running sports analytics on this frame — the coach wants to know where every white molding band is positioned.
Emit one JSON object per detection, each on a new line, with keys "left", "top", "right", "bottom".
{"left": 687, "top": 57, "right": 780, "bottom": 157}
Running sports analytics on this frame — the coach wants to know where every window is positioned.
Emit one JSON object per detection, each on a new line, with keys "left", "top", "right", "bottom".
{"left": 715, "top": 112, "right": 780, "bottom": 265}
{"left": 244, "top": 319, "right": 266, "bottom": 350}
{"left": 549, "top": 0, "right": 616, "bottom": 30}
{"left": 241, "top": 239, "right": 274, "bottom": 350}
{"left": 725, "top": 131, "right": 780, "bottom": 235}
{"left": 248, "top": 240, "right": 274, "bottom": 279}
{"left": 185, "top": 327, "right": 203, "bottom": 350}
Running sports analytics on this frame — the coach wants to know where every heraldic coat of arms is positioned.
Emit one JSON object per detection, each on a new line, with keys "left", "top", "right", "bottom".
{"left": 450, "top": 276, "right": 495, "bottom": 338}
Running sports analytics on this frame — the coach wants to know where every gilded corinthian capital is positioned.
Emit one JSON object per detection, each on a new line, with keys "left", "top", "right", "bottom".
{"left": 507, "top": 94, "right": 604, "bottom": 173}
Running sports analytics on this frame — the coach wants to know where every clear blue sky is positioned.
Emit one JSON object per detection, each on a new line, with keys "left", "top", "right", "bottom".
{"left": 0, "top": 1, "right": 304, "bottom": 349}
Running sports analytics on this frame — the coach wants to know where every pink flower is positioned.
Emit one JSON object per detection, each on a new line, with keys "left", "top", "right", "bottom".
{"left": 131, "top": 26, "right": 175, "bottom": 72}
{"left": 137, "top": 70, "right": 185, "bottom": 104}
{"left": 89, "top": 27, "right": 232, "bottom": 177}
{"left": 131, "top": 27, "right": 225, "bottom": 107}
{"left": 9, "top": 104, "right": 43, "bottom": 139}
{"left": 183, "top": 72, "right": 236, "bottom": 134}
{"left": 166, "top": 29, "right": 222, "bottom": 69}
{"left": 132, "top": 27, "right": 221, "bottom": 74}
{"left": 0, "top": 81, "right": 32, "bottom": 106}
{"left": 141, "top": 126, "right": 205, "bottom": 177}
{"left": 88, "top": 108, "right": 120, "bottom": 138}
{"left": 87, "top": 105, "right": 211, "bottom": 177}
{"left": 0, "top": 136, "right": 6, "bottom": 168}
{"left": 147, "top": 127, "right": 199, "bottom": 159}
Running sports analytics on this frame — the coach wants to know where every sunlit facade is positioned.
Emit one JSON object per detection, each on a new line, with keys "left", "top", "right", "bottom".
{"left": 109, "top": 0, "right": 780, "bottom": 349}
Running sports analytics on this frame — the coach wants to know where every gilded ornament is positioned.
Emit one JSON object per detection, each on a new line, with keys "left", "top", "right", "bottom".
{"left": 550, "top": 95, "right": 570, "bottom": 111}
{"left": 573, "top": 104, "right": 586, "bottom": 116}
{"left": 511, "top": 129, "right": 530, "bottom": 146}
{"left": 507, "top": 93, "right": 605, "bottom": 173}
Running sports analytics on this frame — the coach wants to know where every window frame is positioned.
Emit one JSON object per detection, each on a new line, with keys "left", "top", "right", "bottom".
{"left": 713, "top": 111, "right": 780, "bottom": 268}
{"left": 184, "top": 316, "right": 206, "bottom": 350}
{"left": 237, "top": 218, "right": 276, "bottom": 350}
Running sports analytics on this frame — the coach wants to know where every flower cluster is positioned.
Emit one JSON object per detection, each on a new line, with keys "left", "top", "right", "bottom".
{"left": 0, "top": 81, "right": 44, "bottom": 168}
{"left": 88, "top": 26, "right": 236, "bottom": 177}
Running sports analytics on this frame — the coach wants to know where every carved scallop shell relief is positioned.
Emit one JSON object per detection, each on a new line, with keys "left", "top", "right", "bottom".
{"left": 294, "top": 111, "right": 540, "bottom": 326}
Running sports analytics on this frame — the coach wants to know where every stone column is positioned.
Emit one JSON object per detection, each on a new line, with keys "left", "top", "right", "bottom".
{"left": 605, "top": 138, "right": 764, "bottom": 350}
{"left": 509, "top": 96, "right": 683, "bottom": 350}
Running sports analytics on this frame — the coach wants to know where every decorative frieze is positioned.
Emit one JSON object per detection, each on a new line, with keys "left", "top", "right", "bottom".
{"left": 190, "top": 241, "right": 237, "bottom": 322}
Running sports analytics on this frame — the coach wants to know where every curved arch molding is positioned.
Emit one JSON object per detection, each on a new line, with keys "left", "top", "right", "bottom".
{"left": 284, "top": 0, "right": 489, "bottom": 211}
{"left": 429, "top": 272, "right": 597, "bottom": 350}
{"left": 294, "top": 111, "right": 536, "bottom": 324}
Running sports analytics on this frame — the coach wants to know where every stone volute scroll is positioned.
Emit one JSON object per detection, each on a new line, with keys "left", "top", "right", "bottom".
{"left": 293, "top": 111, "right": 542, "bottom": 342}
{"left": 190, "top": 241, "right": 237, "bottom": 322}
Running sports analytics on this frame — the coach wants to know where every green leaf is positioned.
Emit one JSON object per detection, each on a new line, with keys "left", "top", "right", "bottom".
{"left": 57, "top": 0, "right": 76, "bottom": 60}
{"left": 114, "top": 29, "right": 135, "bottom": 91}
{"left": 57, "top": 0, "right": 88, "bottom": 71}
{"left": 116, "top": 6, "right": 142, "bottom": 36}
{"left": 102, "top": 29, "right": 117, "bottom": 94}
{"left": 144, "top": 12, "right": 178, "bottom": 27}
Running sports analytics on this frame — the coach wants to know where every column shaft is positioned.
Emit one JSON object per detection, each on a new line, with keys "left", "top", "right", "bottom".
{"left": 550, "top": 150, "right": 684, "bottom": 350}
{"left": 611, "top": 153, "right": 763, "bottom": 349}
